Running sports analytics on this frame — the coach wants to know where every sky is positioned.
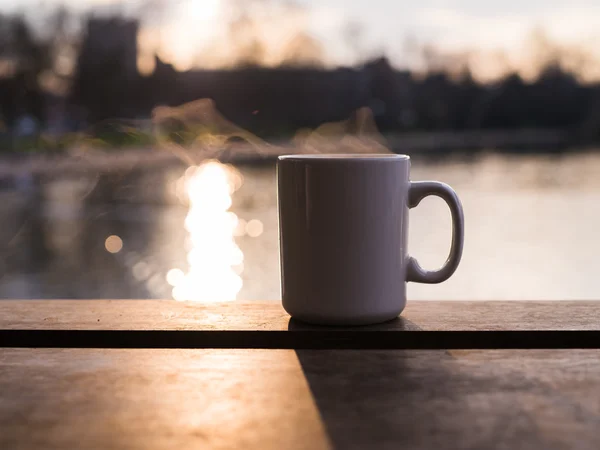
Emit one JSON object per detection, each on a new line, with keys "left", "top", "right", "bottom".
{"left": 4, "top": 0, "right": 600, "bottom": 79}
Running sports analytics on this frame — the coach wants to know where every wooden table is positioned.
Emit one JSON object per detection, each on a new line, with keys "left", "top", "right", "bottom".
{"left": 1, "top": 301, "right": 600, "bottom": 449}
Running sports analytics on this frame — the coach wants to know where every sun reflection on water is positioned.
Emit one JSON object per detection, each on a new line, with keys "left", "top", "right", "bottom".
{"left": 169, "top": 160, "right": 244, "bottom": 302}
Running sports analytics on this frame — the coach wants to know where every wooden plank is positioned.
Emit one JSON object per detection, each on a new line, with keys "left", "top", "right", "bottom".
{"left": 297, "top": 349, "right": 600, "bottom": 450}
{"left": 0, "top": 348, "right": 330, "bottom": 450}
{"left": 2, "top": 301, "right": 600, "bottom": 349}
{"left": 2, "top": 300, "right": 598, "bottom": 331}
{"left": 1, "top": 348, "right": 599, "bottom": 450}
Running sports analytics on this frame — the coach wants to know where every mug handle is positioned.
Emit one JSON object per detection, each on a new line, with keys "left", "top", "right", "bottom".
{"left": 406, "top": 181, "right": 465, "bottom": 284}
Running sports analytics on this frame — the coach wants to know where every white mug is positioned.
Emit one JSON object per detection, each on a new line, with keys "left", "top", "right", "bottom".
{"left": 277, "top": 154, "right": 464, "bottom": 325}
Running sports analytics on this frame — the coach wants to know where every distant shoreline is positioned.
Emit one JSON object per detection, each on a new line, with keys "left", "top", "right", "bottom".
{"left": 0, "top": 128, "right": 593, "bottom": 180}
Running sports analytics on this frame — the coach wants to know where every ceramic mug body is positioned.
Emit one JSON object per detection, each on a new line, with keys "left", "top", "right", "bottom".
{"left": 277, "top": 154, "right": 464, "bottom": 326}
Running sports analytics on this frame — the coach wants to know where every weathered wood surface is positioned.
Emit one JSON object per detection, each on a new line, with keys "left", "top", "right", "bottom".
{"left": 2, "top": 301, "right": 600, "bottom": 349}
{"left": 3, "top": 300, "right": 598, "bottom": 331}
{"left": 1, "top": 348, "right": 599, "bottom": 450}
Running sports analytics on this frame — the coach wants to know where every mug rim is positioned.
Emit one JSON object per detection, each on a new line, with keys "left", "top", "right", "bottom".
{"left": 278, "top": 153, "right": 409, "bottom": 162}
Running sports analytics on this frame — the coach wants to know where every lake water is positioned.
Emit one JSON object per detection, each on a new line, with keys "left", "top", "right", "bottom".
{"left": 1, "top": 150, "right": 599, "bottom": 301}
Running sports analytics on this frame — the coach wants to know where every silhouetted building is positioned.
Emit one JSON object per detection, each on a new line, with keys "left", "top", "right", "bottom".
{"left": 70, "top": 17, "right": 139, "bottom": 122}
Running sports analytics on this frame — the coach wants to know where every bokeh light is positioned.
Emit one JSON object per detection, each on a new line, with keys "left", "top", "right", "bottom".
{"left": 104, "top": 235, "right": 123, "bottom": 254}
{"left": 246, "top": 219, "right": 264, "bottom": 238}
{"left": 166, "top": 268, "right": 185, "bottom": 287}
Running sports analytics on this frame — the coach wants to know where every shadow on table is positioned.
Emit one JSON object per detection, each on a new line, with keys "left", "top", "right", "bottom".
{"left": 286, "top": 316, "right": 423, "bottom": 332}
{"left": 293, "top": 349, "right": 465, "bottom": 449}
{"left": 288, "top": 321, "right": 553, "bottom": 450}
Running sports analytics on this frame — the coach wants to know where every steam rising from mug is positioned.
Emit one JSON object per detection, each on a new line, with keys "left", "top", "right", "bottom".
{"left": 149, "top": 98, "right": 392, "bottom": 164}
{"left": 24, "top": 98, "right": 392, "bottom": 176}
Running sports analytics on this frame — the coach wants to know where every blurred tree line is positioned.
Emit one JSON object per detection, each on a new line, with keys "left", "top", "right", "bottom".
{"left": 0, "top": 6, "right": 600, "bottom": 151}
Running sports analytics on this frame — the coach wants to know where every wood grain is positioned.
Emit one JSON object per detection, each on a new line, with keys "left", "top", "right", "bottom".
{"left": 2, "top": 301, "right": 600, "bottom": 349}
{"left": 1, "top": 348, "right": 600, "bottom": 450}
{"left": 297, "top": 349, "right": 600, "bottom": 450}
{"left": 2, "top": 300, "right": 599, "bottom": 331}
